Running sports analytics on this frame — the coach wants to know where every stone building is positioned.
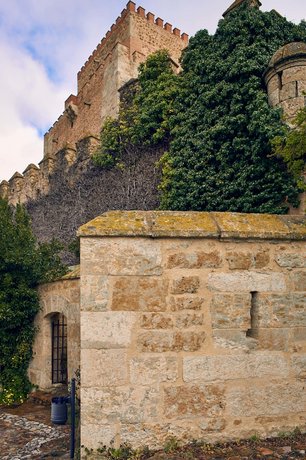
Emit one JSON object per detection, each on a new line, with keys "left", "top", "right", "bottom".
{"left": 29, "top": 210, "right": 306, "bottom": 451}
{"left": 11, "top": 0, "right": 306, "bottom": 452}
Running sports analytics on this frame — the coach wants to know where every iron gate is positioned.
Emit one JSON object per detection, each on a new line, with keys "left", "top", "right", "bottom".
{"left": 52, "top": 313, "right": 68, "bottom": 384}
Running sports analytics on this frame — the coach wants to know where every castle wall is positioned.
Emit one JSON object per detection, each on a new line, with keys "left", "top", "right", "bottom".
{"left": 0, "top": 2, "right": 187, "bottom": 207}
{"left": 24, "top": 139, "right": 163, "bottom": 264}
{"left": 78, "top": 211, "right": 306, "bottom": 451}
{"left": 28, "top": 268, "right": 80, "bottom": 389}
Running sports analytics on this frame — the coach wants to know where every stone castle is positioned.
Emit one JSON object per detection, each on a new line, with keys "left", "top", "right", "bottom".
{"left": 10, "top": 0, "right": 305, "bottom": 454}
{"left": 0, "top": 1, "right": 188, "bottom": 206}
{"left": 0, "top": 0, "right": 305, "bottom": 213}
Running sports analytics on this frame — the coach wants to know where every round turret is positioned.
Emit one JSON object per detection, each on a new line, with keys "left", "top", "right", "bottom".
{"left": 264, "top": 42, "right": 306, "bottom": 122}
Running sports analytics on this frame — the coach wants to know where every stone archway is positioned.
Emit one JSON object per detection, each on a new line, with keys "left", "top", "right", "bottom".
{"left": 28, "top": 277, "right": 80, "bottom": 390}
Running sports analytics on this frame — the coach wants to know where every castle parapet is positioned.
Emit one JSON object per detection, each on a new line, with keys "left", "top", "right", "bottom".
{"left": 22, "top": 164, "right": 40, "bottom": 202}
{"left": 0, "top": 180, "right": 9, "bottom": 199}
{"left": 9, "top": 172, "right": 24, "bottom": 205}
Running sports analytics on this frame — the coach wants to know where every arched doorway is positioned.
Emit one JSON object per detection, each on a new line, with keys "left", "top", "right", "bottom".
{"left": 51, "top": 313, "right": 68, "bottom": 384}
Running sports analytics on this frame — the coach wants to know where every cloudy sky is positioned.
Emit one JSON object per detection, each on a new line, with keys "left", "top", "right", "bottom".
{"left": 0, "top": 0, "right": 305, "bottom": 181}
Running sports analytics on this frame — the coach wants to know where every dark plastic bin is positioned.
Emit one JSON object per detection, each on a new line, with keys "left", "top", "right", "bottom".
{"left": 51, "top": 396, "right": 68, "bottom": 425}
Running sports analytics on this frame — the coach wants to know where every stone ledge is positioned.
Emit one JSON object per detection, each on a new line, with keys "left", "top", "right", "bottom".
{"left": 78, "top": 211, "right": 306, "bottom": 241}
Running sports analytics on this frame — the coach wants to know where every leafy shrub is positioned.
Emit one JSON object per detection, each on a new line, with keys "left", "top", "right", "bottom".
{"left": 0, "top": 199, "right": 66, "bottom": 404}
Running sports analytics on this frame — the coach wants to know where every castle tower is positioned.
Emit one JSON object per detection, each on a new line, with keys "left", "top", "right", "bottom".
{"left": 264, "top": 42, "right": 306, "bottom": 123}
{"left": 43, "top": 1, "right": 188, "bottom": 159}
{"left": 223, "top": 0, "right": 262, "bottom": 18}
{"left": 264, "top": 42, "right": 306, "bottom": 215}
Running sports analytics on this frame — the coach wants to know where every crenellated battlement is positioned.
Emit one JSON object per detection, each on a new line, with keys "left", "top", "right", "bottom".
{"left": 77, "top": 1, "right": 188, "bottom": 84}
{"left": 39, "top": 1, "right": 188, "bottom": 165}
{"left": 0, "top": 135, "right": 99, "bottom": 205}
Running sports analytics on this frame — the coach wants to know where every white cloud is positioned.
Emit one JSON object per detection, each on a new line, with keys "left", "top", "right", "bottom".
{"left": 0, "top": 38, "right": 67, "bottom": 180}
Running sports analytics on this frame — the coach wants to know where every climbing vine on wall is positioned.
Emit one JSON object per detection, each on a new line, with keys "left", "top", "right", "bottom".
{"left": 0, "top": 199, "right": 66, "bottom": 405}
{"left": 93, "top": 4, "right": 306, "bottom": 213}
{"left": 92, "top": 50, "right": 178, "bottom": 169}
{"left": 160, "top": 4, "right": 306, "bottom": 213}
{"left": 272, "top": 106, "right": 306, "bottom": 191}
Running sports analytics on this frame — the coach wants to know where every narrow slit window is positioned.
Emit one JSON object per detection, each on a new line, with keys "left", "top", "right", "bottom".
{"left": 246, "top": 291, "right": 258, "bottom": 338}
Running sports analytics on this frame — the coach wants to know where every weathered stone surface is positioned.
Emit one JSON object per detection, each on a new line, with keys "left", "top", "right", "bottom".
{"left": 82, "top": 386, "right": 159, "bottom": 424}
{"left": 282, "top": 65, "right": 306, "bottom": 85}
{"left": 120, "top": 421, "right": 203, "bottom": 450}
{"left": 291, "top": 271, "right": 306, "bottom": 291}
{"left": 211, "top": 212, "right": 294, "bottom": 240}
{"left": 280, "top": 97, "right": 305, "bottom": 119}
{"left": 291, "top": 354, "right": 306, "bottom": 378}
{"left": 210, "top": 293, "right": 251, "bottom": 330}
{"left": 79, "top": 211, "right": 306, "bottom": 240}
{"left": 141, "top": 313, "right": 173, "bottom": 329}
{"left": 167, "top": 251, "right": 222, "bottom": 269}
{"left": 227, "top": 381, "right": 306, "bottom": 417}
{"left": 252, "top": 328, "right": 292, "bottom": 351}
{"left": 275, "top": 253, "right": 306, "bottom": 268}
{"left": 151, "top": 212, "right": 220, "bottom": 238}
{"left": 164, "top": 384, "right": 225, "bottom": 418}
{"left": 111, "top": 277, "right": 168, "bottom": 311}
{"left": 213, "top": 330, "right": 254, "bottom": 350}
{"left": 81, "top": 275, "right": 108, "bottom": 311}
{"left": 292, "top": 327, "right": 306, "bottom": 342}
{"left": 130, "top": 356, "right": 178, "bottom": 385}
{"left": 81, "top": 349, "right": 128, "bottom": 387}
{"left": 170, "top": 276, "right": 200, "bottom": 294}
{"left": 280, "top": 81, "right": 297, "bottom": 102}
{"left": 255, "top": 293, "right": 306, "bottom": 328}
{"left": 77, "top": 211, "right": 306, "bottom": 451}
{"left": 175, "top": 312, "right": 204, "bottom": 328}
{"left": 268, "top": 88, "right": 280, "bottom": 106}
{"left": 81, "top": 238, "right": 162, "bottom": 276}
{"left": 226, "top": 252, "right": 253, "bottom": 270}
{"left": 137, "top": 330, "right": 205, "bottom": 352}
{"left": 208, "top": 272, "right": 286, "bottom": 292}
{"left": 81, "top": 312, "right": 136, "bottom": 348}
{"left": 169, "top": 296, "right": 204, "bottom": 311}
{"left": 183, "top": 354, "right": 289, "bottom": 382}
{"left": 226, "top": 251, "right": 270, "bottom": 270}
{"left": 199, "top": 418, "right": 226, "bottom": 432}
{"left": 81, "top": 423, "right": 117, "bottom": 449}
{"left": 254, "top": 251, "right": 270, "bottom": 269}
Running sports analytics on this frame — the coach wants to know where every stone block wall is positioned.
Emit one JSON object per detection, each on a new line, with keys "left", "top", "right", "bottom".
{"left": 29, "top": 267, "right": 80, "bottom": 389}
{"left": 78, "top": 211, "right": 306, "bottom": 451}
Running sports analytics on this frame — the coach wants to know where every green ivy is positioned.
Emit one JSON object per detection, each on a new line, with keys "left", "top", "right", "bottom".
{"left": 93, "top": 4, "right": 306, "bottom": 213}
{"left": 160, "top": 4, "right": 306, "bottom": 213}
{"left": 0, "top": 199, "right": 66, "bottom": 404}
{"left": 272, "top": 106, "right": 306, "bottom": 190}
{"left": 92, "top": 50, "right": 178, "bottom": 168}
